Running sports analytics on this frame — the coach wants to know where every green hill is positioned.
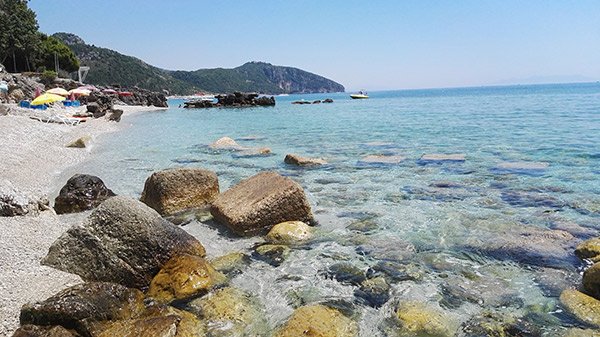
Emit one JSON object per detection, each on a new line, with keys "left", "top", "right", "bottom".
{"left": 53, "top": 33, "right": 345, "bottom": 95}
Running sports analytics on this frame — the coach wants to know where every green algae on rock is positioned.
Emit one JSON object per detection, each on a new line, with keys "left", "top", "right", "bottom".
{"left": 560, "top": 289, "right": 600, "bottom": 327}
{"left": 266, "top": 221, "right": 313, "bottom": 245}
{"left": 394, "top": 301, "right": 457, "bottom": 337}
{"left": 274, "top": 304, "right": 358, "bottom": 337}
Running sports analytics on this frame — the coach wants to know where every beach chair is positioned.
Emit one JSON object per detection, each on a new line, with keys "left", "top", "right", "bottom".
{"left": 30, "top": 109, "right": 82, "bottom": 126}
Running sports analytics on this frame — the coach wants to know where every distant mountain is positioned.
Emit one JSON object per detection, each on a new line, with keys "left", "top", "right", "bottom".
{"left": 53, "top": 33, "right": 344, "bottom": 95}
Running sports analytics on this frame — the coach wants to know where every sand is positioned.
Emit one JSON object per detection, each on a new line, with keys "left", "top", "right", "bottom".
{"left": 0, "top": 104, "right": 166, "bottom": 335}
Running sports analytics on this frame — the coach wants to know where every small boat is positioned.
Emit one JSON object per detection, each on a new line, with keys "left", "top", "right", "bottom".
{"left": 350, "top": 90, "right": 369, "bottom": 99}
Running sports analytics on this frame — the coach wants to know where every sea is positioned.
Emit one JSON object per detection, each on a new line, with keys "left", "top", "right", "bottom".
{"left": 72, "top": 82, "right": 600, "bottom": 335}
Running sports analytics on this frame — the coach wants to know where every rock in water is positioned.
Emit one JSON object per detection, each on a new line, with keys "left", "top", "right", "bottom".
{"left": 53, "top": 174, "right": 116, "bottom": 214}
{"left": 140, "top": 168, "right": 219, "bottom": 216}
{"left": 560, "top": 289, "right": 600, "bottom": 327}
{"left": 0, "top": 179, "right": 49, "bottom": 216}
{"left": 253, "top": 244, "right": 290, "bottom": 267}
{"left": 209, "top": 137, "right": 244, "bottom": 150}
{"left": 576, "top": 238, "right": 600, "bottom": 260}
{"left": 266, "top": 221, "right": 313, "bottom": 245}
{"left": 394, "top": 301, "right": 457, "bottom": 337}
{"left": 20, "top": 282, "right": 145, "bottom": 335}
{"left": 584, "top": 262, "right": 600, "bottom": 299}
{"left": 210, "top": 171, "right": 314, "bottom": 236}
{"left": 187, "top": 287, "right": 269, "bottom": 337}
{"left": 147, "top": 254, "right": 226, "bottom": 303}
{"left": 274, "top": 304, "right": 358, "bottom": 337}
{"left": 284, "top": 154, "right": 327, "bottom": 166}
{"left": 42, "top": 196, "right": 206, "bottom": 289}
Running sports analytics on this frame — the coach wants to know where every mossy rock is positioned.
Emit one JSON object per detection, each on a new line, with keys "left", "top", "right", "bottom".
{"left": 148, "top": 254, "right": 226, "bottom": 303}
{"left": 266, "top": 221, "right": 313, "bottom": 245}
{"left": 395, "top": 301, "right": 457, "bottom": 337}
{"left": 209, "top": 252, "right": 251, "bottom": 276}
{"left": 564, "top": 328, "right": 600, "bottom": 337}
{"left": 576, "top": 238, "right": 600, "bottom": 260}
{"left": 584, "top": 263, "right": 600, "bottom": 299}
{"left": 560, "top": 289, "right": 600, "bottom": 327}
{"left": 187, "top": 287, "right": 268, "bottom": 337}
{"left": 274, "top": 304, "right": 358, "bottom": 337}
{"left": 254, "top": 244, "right": 290, "bottom": 267}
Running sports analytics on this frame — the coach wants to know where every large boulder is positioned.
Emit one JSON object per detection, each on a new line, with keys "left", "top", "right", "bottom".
{"left": 53, "top": 174, "right": 116, "bottom": 215}
{"left": 20, "top": 282, "right": 145, "bottom": 335}
{"left": 140, "top": 168, "right": 219, "bottom": 216}
{"left": 210, "top": 171, "right": 314, "bottom": 236}
{"left": 42, "top": 196, "right": 206, "bottom": 289}
{"left": 0, "top": 179, "right": 49, "bottom": 216}
{"left": 187, "top": 287, "right": 268, "bottom": 337}
{"left": 147, "top": 254, "right": 226, "bottom": 303}
{"left": 560, "top": 289, "right": 600, "bottom": 327}
{"left": 274, "top": 304, "right": 358, "bottom": 337}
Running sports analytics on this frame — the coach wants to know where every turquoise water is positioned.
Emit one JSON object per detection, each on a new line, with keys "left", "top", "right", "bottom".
{"left": 76, "top": 82, "right": 600, "bottom": 335}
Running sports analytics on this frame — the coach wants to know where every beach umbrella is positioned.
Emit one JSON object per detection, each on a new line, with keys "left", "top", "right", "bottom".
{"left": 68, "top": 88, "right": 91, "bottom": 96}
{"left": 118, "top": 91, "right": 133, "bottom": 97}
{"left": 79, "top": 85, "right": 98, "bottom": 91}
{"left": 102, "top": 89, "right": 117, "bottom": 94}
{"left": 31, "top": 93, "right": 66, "bottom": 105}
{"left": 45, "top": 87, "right": 69, "bottom": 96}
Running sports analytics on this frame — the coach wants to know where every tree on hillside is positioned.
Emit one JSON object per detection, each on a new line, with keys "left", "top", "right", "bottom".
{"left": 0, "top": 0, "right": 41, "bottom": 72}
{"left": 35, "top": 34, "right": 80, "bottom": 73}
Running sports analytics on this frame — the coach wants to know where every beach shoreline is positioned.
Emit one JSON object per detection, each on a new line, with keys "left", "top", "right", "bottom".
{"left": 0, "top": 105, "right": 165, "bottom": 335}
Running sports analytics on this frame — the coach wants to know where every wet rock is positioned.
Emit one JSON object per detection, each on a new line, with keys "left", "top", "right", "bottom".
{"left": 284, "top": 154, "right": 327, "bottom": 166}
{"left": 401, "top": 185, "right": 474, "bottom": 202}
{"left": 210, "top": 171, "right": 314, "bottom": 236}
{"left": 106, "top": 109, "right": 123, "bottom": 122}
{"left": 312, "top": 100, "right": 321, "bottom": 104}
{"left": 500, "top": 190, "right": 566, "bottom": 209}
{"left": 266, "top": 221, "right": 313, "bottom": 245}
{"left": 549, "top": 219, "right": 597, "bottom": 239}
{"left": 43, "top": 196, "right": 206, "bottom": 289}
{"left": 325, "top": 263, "right": 366, "bottom": 286}
{"left": 354, "top": 277, "right": 390, "bottom": 308}
{"left": 53, "top": 174, "right": 116, "bottom": 214}
{"left": 91, "top": 306, "right": 204, "bottom": 337}
{"left": 564, "top": 328, "right": 600, "bottom": 337}
{"left": 274, "top": 304, "right": 358, "bottom": 337}
{"left": 347, "top": 217, "right": 379, "bottom": 233}
{"left": 187, "top": 287, "right": 268, "bottom": 337}
{"left": 463, "top": 226, "right": 578, "bottom": 269}
{"left": 12, "top": 325, "right": 78, "bottom": 337}
{"left": 439, "top": 282, "right": 482, "bottom": 309}
{"left": 576, "top": 238, "right": 600, "bottom": 260}
{"left": 253, "top": 244, "right": 290, "bottom": 267}
{"left": 209, "top": 252, "right": 251, "bottom": 276}
{"left": 66, "top": 135, "right": 91, "bottom": 148}
{"left": 583, "top": 262, "right": 600, "bottom": 299}
{"left": 560, "top": 289, "right": 600, "bottom": 327}
{"left": 20, "top": 282, "right": 144, "bottom": 335}
{"left": 460, "top": 311, "right": 542, "bottom": 337}
{"left": 148, "top": 254, "right": 226, "bottom": 303}
{"left": 394, "top": 301, "right": 457, "bottom": 337}
{"left": 291, "top": 100, "right": 311, "bottom": 105}
{"left": 358, "top": 154, "right": 405, "bottom": 166}
{"left": 0, "top": 179, "right": 50, "bottom": 216}
{"left": 368, "top": 261, "right": 423, "bottom": 282}
{"left": 140, "top": 168, "right": 219, "bottom": 216}
{"left": 419, "top": 153, "right": 466, "bottom": 163}
{"left": 533, "top": 267, "right": 580, "bottom": 297}
{"left": 354, "top": 236, "right": 416, "bottom": 262}
{"left": 323, "top": 98, "right": 334, "bottom": 103}
{"left": 209, "top": 137, "right": 244, "bottom": 150}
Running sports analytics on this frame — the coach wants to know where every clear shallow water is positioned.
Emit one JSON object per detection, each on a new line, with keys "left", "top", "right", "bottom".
{"left": 75, "top": 83, "right": 600, "bottom": 335}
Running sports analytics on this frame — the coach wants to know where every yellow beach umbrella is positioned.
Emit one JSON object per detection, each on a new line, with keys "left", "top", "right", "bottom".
{"left": 45, "top": 87, "right": 69, "bottom": 96}
{"left": 68, "top": 88, "right": 91, "bottom": 96}
{"left": 31, "top": 93, "right": 66, "bottom": 105}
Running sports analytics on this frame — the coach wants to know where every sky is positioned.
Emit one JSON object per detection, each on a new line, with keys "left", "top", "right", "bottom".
{"left": 29, "top": 0, "right": 600, "bottom": 91}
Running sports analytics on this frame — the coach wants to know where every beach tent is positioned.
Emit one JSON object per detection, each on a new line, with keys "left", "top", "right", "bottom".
{"left": 45, "top": 88, "right": 69, "bottom": 96}
{"left": 68, "top": 88, "right": 91, "bottom": 96}
{"left": 31, "top": 93, "right": 66, "bottom": 105}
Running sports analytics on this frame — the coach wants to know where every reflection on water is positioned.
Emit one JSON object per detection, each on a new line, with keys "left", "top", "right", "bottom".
{"left": 74, "top": 83, "right": 600, "bottom": 335}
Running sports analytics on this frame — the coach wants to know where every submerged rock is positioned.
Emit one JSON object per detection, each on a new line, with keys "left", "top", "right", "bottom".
{"left": 253, "top": 244, "right": 290, "bottom": 267}
{"left": 500, "top": 190, "right": 566, "bottom": 209}
{"left": 209, "top": 137, "right": 244, "bottom": 150}
{"left": 187, "top": 287, "right": 268, "bottom": 337}
{"left": 284, "top": 154, "right": 327, "bottom": 166}
{"left": 368, "top": 261, "right": 423, "bottom": 282}
{"left": 354, "top": 276, "right": 390, "bottom": 308}
{"left": 325, "top": 263, "right": 366, "bottom": 286}
{"left": 53, "top": 174, "right": 115, "bottom": 214}
{"left": 0, "top": 179, "right": 49, "bottom": 216}
{"left": 274, "top": 304, "right": 358, "bottom": 337}
{"left": 460, "top": 311, "right": 542, "bottom": 337}
{"left": 209, "top": 252, "right": 251, "bottom": 276}
{"left": 266, "top": 221, "right": 313, "bottom": 245}
{"left": 232, "top": 147, "right": 272, "bottom": 158}
{"left": 560, "top": 289, "right": 600, "bottom": 327}
{"left": 140, "top": 168, "right": 219, "bottom": 216}
{"left": 147, "top": 254, "right": 226, "bottom": 303}
{"left": 419, "top": 153, "right": 466, "bottom": 163}
{"left": 492, "top": 161, "right": 549, "bottom": 175}
{"left": 20, "top": 282, "right": 145, "bottom": 335}
{"left": 358, "top": 154, "right": 405, "bottom": 166}
{"left": 394, "top": 301, "right": 457, "bottom": 337}
{"left": 43, "top": 196, "right": 206, "bottom": 289}
{"left": 210, "top": 171, "right": 314, "bottom": 236}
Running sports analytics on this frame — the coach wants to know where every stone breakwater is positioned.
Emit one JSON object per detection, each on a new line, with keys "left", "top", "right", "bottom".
{"left": 5, "top": 157, "right": 600, "bottom": 336}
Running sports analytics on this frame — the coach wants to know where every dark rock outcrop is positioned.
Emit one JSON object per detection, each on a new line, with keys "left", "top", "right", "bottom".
{"left": 53, "top": 174, "right": 115, "bottom": 215}
{"left": 106, "top": 109, "right": 123, "bottom": 122}
{"left": 42, "top": 196, "right": 206, "bottom": 289}
{"left": 210, "top": 171, "right": 314, "bottom": 236}
{"left": 184, "top": 92, "right": 275, "bottom": 108}
{"left": 140, "top": 168, "right": 219, "bottom": 216}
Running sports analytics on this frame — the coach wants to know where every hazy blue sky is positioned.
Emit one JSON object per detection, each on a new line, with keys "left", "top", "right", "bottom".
{"left": 30, "top": 0, "right": 600, "bottom": 91}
